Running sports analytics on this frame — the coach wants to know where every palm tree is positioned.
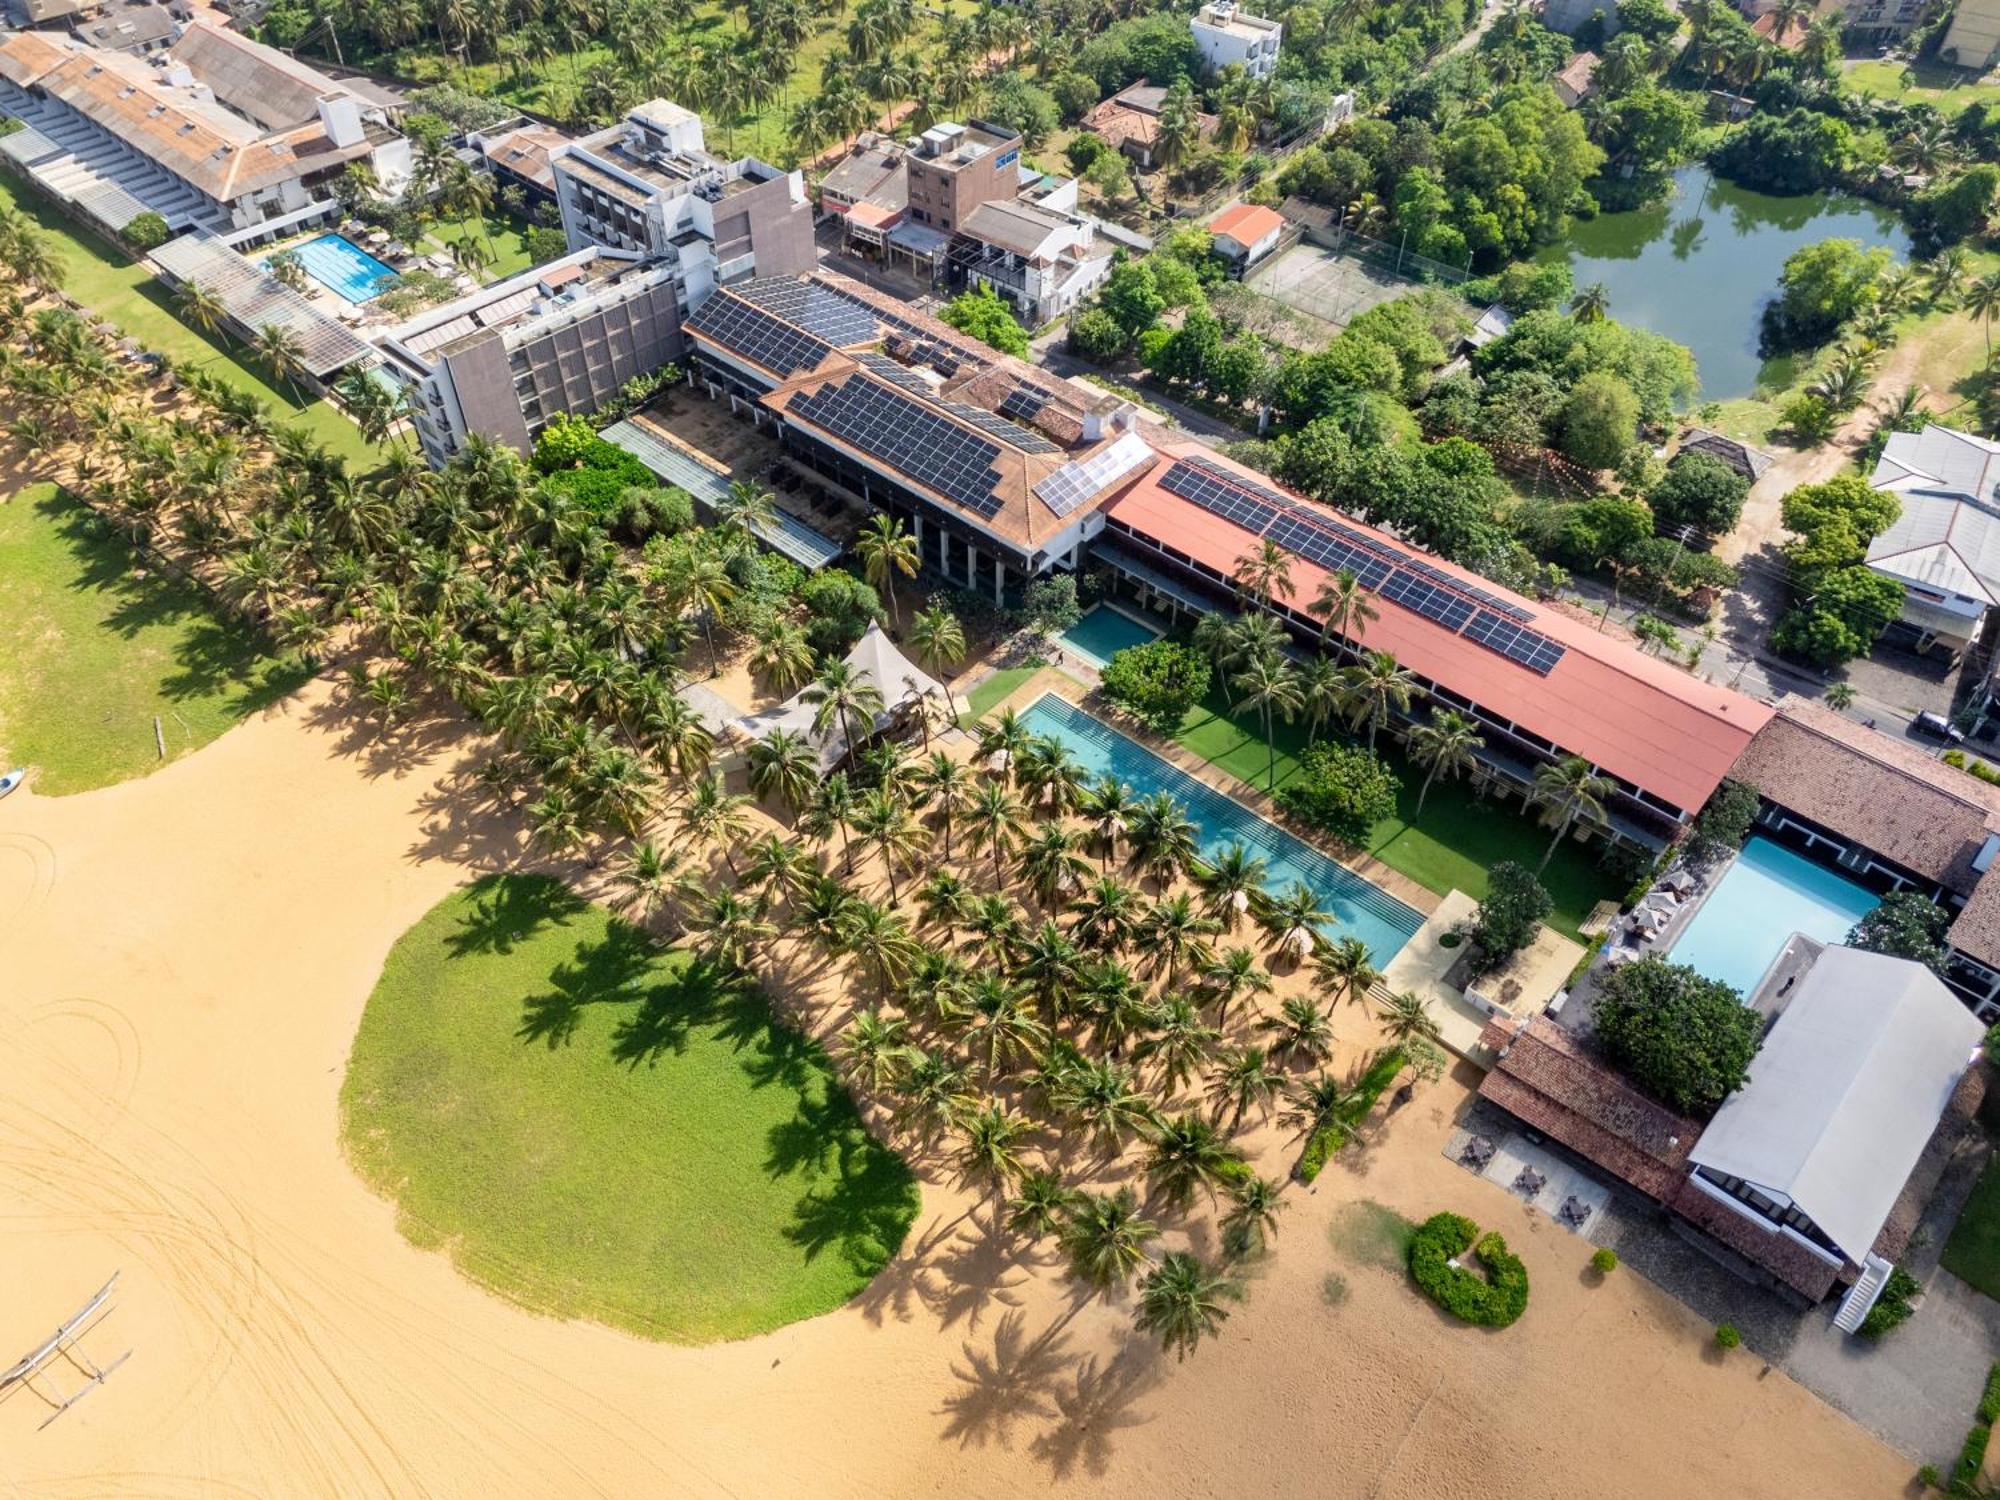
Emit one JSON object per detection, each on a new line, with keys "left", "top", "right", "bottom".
{"left": 1073, "top": 874, "right": 1144, "bottom": 953}
{"left": 1059, "top": 1187, "right": 1160, "bottom": 1292}
{"left": 742, "top": 832, "right": 814, "bottom": 906}
{"left": 842, "top": 1007, "right": 912, "bottom": 1092}
{"left": 252, "top": 322, "right": 307, "bottom": 404}
{"left": 1262, "top": 882, "right": 1331, "bottom": 967}
{"left": 1077, "top": 775, "right": 1136, "bottom": 870}
{"left": 1309, "top": 569, "right": 1378, "bottom": 652}
{"left": 1199, "top": 841, "right": 1267, "bottom": 930}
{"left": 1145, "top": 1112, "right": 1247, "bottom": 1212}
{"left": 1376, "top": 991, "right": 1442, "bottom": 1048}
{"left": 843, "top": 898, "right": 920, "bottom": 997}
{"left": 894, "top": 1047, "right": 976, "bottom": 1141}
{"left": 855, "top": 790, "right": 931, "bottom": 902}
{"left": 954, "top": 1103, "right": 1030, "bottom": 1226}
{"left": 1205, "top": 1044, "right": 1283, "bottom": 1131}
{"left": 748, "top": 618, "right": 816, "bottom": 694}
{"left": 914, "top": 751, "right": 977, "bottom": 859}
{"left": 1283, "top": 1070, "right": 1362, "bottom": 1147}
{"left": 966, "top": 780, "right": 1024, "bottom": 884}
{"left": 746, "top": 727, "right": 817, "bottom": 814}
{"left": 916, "top": 868, "right": 975, "bottom": 936}
{"left": 176, "top": 282, "right": 227, "bottom": 336}
{"left": 675, "top": 551, "right": 737, "bottom": 677}
{"left": 1532, "top": 755, "right": 1611, "bottom": 873}
{"left": 684, "top": 889, "right": 777, "bottom": 973}
{"left": 1407, "top": 709, "right": 1484, "bottom": 817}
{"left": 1824, "top": 682, "right": 1858, "bottom": 711}
{"left": 1009, "top": 1169, "right": 1080, "bottom": 1241}
{"left": 1231, "top": 538, "right": 1295, "bottom": 608}
{"left": 1311, "top": 936, "right": 1379, "bottom": 1008}
{"left": 1199, "top": 945, "right": 1273, "bottom": 1032}
{"left": 1234, "top": 655, "right": 1302, "bottom": 793}
{"left": 1135, "top": 1251, "right": 1241, "bottom": 1360}
{"left": 679, "top": 773, "right": 754, "bottom": 876}
{"left": 712, "top": 479, "right": 778, "bottom": 544}
{"left": 908, "top": 604, "right": 965, "bottom": 720}
{"left": 1569, "top": 283, "right": 1612, "bottom": 324}
{"left": 977, "top": 706, "right": 1032, "bottom": 779}
{"left": 1137, "top": 997, "right": 1222, "bottom": 1097}
{"left": 804, "top": 658, "right": 885, "bottom": 764}
{"left": 1967, "top": 272, "right": 2000, "bottom": 360}
{"left": 854, "top": 513, "right": 920, "bottom": 616}
{"left": 1260, "top": 995, "right": 1334, "bottom": 1066}
{"left": 613, "top": 839, "right": 696, "bottom": 930}
{"left": 1142, "top": 892, "right": 1220, "bottom": 988}
{"left": 1340, "top": 650, "right": 1422, "bottom": 751}
{"left": 1125, "top": 791, "right": 1198, "bottom": 888}
{"left": 804, "top": 771, "right": 859, "bottom": 875}
{"left": 962, "top": 976, "right": 1048, "bottom": 1078}
{"left": 1018, "top": 824, "right": 1093, "bottom": 908}
{"left": 1220, "top": 1175, "right": 1286, "bottom": 1260}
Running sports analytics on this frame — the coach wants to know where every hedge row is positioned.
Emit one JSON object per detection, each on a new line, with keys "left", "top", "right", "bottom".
{"left": 1296, "top": 1047, "right": 1406, "bottom": 1184}
{"left": 1945, "top": 1363, "right": 2000, "bottom": 1494}
{"left": 1407, "top": 1212, "right": 1530, "bottom": 1328}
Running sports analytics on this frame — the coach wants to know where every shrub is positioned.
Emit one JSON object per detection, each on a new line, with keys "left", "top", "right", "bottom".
{"left": 1848, "top": 891, "right": 1952, "bottom": 975}
{"left": 1591, "top": 1247, "right": 1618, "bottom": 1275}
{"left": 1275, "top": 741, "right": 1400, "bottom": 843}
{"left": 1407, "top": 1212, "right": 1530, "bottom": 1328}
{"left": 1685, "top": 779, "right": 1760, "bottom": 870}
{"left": 1651, "top": 450, "right": 1749, "bottom": 536}
{"left": 524, "top": 225, "right": 569, "bottom": 265}
{"left": 1099, "top": 639, "right": 1211, "bottom": 733}
{"left": 800, "top": 569, "right": 883, "bottom": 656}
{"left": 1917, "top": 1462, "right": 1940, "bottom": 1490}
{"left": 1714, "top": 1322, "right": 1741, "bottom": 1351}
{"left": 940, "top": 283, "right": 1030, "bottom": 354}
{"left": 1469, "top": 861, "right": 1552, "bottom": 971}
{"left": 1956, "top": 1422, "right": 1991, "bottom": 1491}
{"left": 122, "top": 211, "right": 170, "bottom": 250}
{"left": 1856, "top": 1266, "right": 1922, "bottom": 1340}
{"left": 532, "top": 411, "right": 597, "bottom": 472}
{"left": 1296, "top": 1048, "right": 1404, "bottom": 1183}
{"left": 1979, "top": 1362, "right": 2000, "bottom": 1425}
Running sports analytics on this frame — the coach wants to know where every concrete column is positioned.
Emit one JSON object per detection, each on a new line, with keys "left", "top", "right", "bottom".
{"left": 991, "top": 552, "right": 1005, "bottom": 607}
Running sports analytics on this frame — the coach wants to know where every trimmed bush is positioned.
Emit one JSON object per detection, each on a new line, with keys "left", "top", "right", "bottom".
{"left": 122, "top": 211, "right": 170, "bottom": 250}
{"left": 1917, "top": 1463, "right": 1940, "bottom": 1490}
{"left": 1591, "top": 1247, "right": 1618, "bottom": 1275}
{"left": 1407, "top": 1212, "right": 1530, "bottom": 1328}
{"left": 1856, "top": 1266, "right": 1922, "bottom": 1340}
{"left": 1955, "top": 1422, "right": 1991, "bottom": 1491}
{"left": 1099, "top": 639, "right": 1211, "bottom": 734}
{"left": 1714, "top": 1322, "right": 1741, "bottom": 1351}
{"left": 1296, "top": 1048, "right": 1404, "bottom": 1183}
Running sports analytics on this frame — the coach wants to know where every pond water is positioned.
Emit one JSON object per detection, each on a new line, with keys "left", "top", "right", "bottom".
{"left": 1541, "top": 167, "right": 1912, "bottom": 402}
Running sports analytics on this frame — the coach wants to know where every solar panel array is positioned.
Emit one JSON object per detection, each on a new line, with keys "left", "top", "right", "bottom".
{"left": 1034, "top": 432, "right": 1156, "bottom": 518}
{"left": 684, "top": 294, "right": 837, "bottom": 376}
{"left": 950, "top": 401, "right": 1061, "bottom": 454}
{"left": 998, "top": 385, "right": 1047, "bottom": 423}
{"left": 735, "top": 278, "right": 881, "bottom": 344}
{"left": 1154, "top": 458, "right": 1568, "bottom": 676}
{"left": 789, "top": 375, "right": 1006, "bottom": 519}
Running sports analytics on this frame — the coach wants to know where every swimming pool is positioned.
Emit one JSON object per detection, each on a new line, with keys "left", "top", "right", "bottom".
{"left": 1018, "top": 694, "right": 1423, "bottom": 963}
{"left": 1058, "top": 603, "right": 1162, "bottom": 668}
{"left": 268, "top": 233, "right": 397, "bottom": 303}
{"left": 1667, "top": 836, "right": 1880, "bottom": 995}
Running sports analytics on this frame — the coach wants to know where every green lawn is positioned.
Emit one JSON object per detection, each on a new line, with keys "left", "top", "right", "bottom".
{"left": 340, "top": 874, "right": 919, "bottom": 1343}
{"left": 966, "top": 662, "right": 1045, "bottom": 720}
{"left": 1171, "top": 691, "right": 1620, "bottom": 938}
{"left": 1942, "top": 1155, "right": 2000, "bottom": 1302}
{"left": 0, "top": 174, "right": 379, "bottom": 469}
{"left": 0, "top": 485, "right": 308, "bottom": 794}
{"left": 1846, "top": 58, "right": 2000, "bottom": 117}
{"left": 425, "top": 211, "right": 539, "bottom": 281}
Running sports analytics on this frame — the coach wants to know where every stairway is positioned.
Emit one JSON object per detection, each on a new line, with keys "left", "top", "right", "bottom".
{"left": 1833, "top": 1255, "right": 1896, "bottom": 1335}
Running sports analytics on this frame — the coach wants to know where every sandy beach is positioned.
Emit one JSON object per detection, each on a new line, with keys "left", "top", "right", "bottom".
{"left": 0, "top": 683, "right": 1914, "bottom": 1498}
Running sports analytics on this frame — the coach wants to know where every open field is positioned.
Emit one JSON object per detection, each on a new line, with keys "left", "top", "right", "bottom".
{"left": 0, "top": 174, "right": 380, "bottom": 467}
{"left": 1168, "top": 692, "right": 1621, "bottom": 938}
{"left": 0, "top": 484, "right": 306, "bottom": 793}
{"left": 1845, "top": 58, "right": 2000, "bottom": 116}
{"left": 0, "top": 675, "right": 1918, "bottom": 1494}
{"left": 342, "top": 872, "right": 916, "bottom": 1342}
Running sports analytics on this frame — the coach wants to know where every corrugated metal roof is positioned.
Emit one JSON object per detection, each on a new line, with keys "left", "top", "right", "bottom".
{"left": 151, "top": 230, "right": 373, "bottom": 376}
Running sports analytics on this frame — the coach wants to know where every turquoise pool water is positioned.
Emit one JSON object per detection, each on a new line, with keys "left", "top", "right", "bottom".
{"left": 1058, "top": 603, "right": 1162, "bottom": 668}
{"left": 1668, "top": 836, "right": 1880, "bottom": 995}
{"left": 1018, "top": 694, "right": 1423, "bottom": 963}
{"left": 269, "top": 234, "right": 397, "bottom": 303}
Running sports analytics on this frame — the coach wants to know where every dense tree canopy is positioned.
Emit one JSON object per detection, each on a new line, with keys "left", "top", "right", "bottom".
{"left": 1594, "top": 956, "right": 1760, "bottom": 1115}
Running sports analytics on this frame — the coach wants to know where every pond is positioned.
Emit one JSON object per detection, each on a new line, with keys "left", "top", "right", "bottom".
{"left": 1541, "top": 167, "right": 1912, "bottom": 402}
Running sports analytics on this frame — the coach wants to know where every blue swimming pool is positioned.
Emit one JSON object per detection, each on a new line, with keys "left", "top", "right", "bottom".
{"left": 1058, "top": 603, "right": 1162, "bottom": 668}
{"left": 1018, "top": 694, "right": 1423, "bottom": 963}
{"left": 1668, "top": 836, "right": 1880, "bottom": 995}
{"left": 268, "top": 233, "right": 397, "bottom": 303}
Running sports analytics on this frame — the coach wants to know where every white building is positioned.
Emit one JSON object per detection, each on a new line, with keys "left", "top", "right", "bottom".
{"left": 1208, "top": 201, "right": 1284, "bottom": 273}
{"left": 950, "top": 198, "right": 1115, "bottom": 325}
{"left": 1191, "top": 1, "right": 1281, "bottom": 79}
{"left": 1866, "top": 424, "right": 2000, "bottom": 659}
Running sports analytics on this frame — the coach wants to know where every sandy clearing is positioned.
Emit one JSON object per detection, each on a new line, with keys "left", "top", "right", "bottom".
{"left": 0, "top": 683, "right": 1914, "bottom": 1499}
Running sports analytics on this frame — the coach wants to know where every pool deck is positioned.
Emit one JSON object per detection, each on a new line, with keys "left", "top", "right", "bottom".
{"left": 980, "top": 665, "right": 1442, "bottom": 922}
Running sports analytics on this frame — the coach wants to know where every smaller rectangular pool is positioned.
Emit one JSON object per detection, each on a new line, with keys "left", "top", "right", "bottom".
{"left": 1667, "top": 836, "right": 1880, "bottom": 995}
{"left": 1058, "top": 603, "right": 1162, "bottom": 668}
{"left": 269, "top": 233, "right": 397, "bottom": 304}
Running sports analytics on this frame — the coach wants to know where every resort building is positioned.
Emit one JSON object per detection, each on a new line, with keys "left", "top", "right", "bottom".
{"left": 73, "top": 0, "right": 182, "bottom": 56}
{"left": 0, "top": 18, "right": 410, "bottom": 239}
{"left": 149, "top": 226, "right": 376, "bottom": 388}
{"left": 1081, "top": 81, "right": 1219, "bottom": 171}
{"left": 377, "top": 248, "right": 684, "bottom": 466}
{"left": 1207, "top": 201, "right": 1285, "bottom": 274}
{"left": 1728, "top": 694, "right": 2000, "bottom": 1016}
{"left": 948, "top": 197, "right": 1115, "bottom": 325}
{"left": 1190, "top": 1, "right": 1282, "bottom": 78}
{"left": 1479, "top": 942, "right": 1984, "bottom": 1310}
{"left": 468, "top": 119, "right": 573, "bottom": 210}
{"left": 549, "top": 98, "right": 813, "bottom": 300}
{"left": 1942, "top": 0, "right": 2000, "bottom": 67}
{"left": 1865, "top": 424, "right": 2000, "bottom": 660}
{"left": 902, "top": 119, "right": 1021, "bottom": 238}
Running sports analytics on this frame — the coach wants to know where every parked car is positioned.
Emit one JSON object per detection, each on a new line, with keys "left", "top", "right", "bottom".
{"left": 1912, "top": 710, "right": 1965, "bottom": 745}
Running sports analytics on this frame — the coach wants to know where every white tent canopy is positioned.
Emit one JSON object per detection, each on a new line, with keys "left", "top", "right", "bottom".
{"left": 729, "top": 623, "right": 947, "bottom": 770}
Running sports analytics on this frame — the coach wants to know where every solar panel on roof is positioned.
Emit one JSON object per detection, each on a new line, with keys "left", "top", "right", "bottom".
{"left": 734, "top": 278, "right": 881, "bottom": 344}
{"left": 1264, "top": 513, "right": 1394, "bottom": 589}
{"left": 1158, "top": 460, "right": 1283, "bottom": 534}
{"left": 685, "top": 294, "right": 838, "bottom": 376}
{"left": 950, "top": 401, "right": 1061, "bottom": 454}
{"left": 1034, "top": 432, "right": 1154, "bottom": 518}
{"left": 1183, "top": 453, "right": 1293, "bottom": 512}
{"left": 1461, "top": 609, "right": 1565, "bottom": 675}
{"left": 789, "top": 374, "right": 1007, "bottom": 519}
{"left": 1380, "top": 569, "right": 1476, "bottom": 631}
{"left": 999, "top": 386, "right": 1047, "bottom": 423}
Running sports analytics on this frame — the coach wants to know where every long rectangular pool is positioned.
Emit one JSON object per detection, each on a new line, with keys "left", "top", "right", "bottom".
{"left": 1018, "top": 694, "right": 1423, "bottom": 964}
{"left": 1667, "top": 836, "right": 1880, "bottom": 995}
{"left": 268, "top": 233, "right": 397, "bottom": 303}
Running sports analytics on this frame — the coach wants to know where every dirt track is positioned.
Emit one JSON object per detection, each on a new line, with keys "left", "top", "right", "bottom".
{"left": 0, "top": 684, "right": 1914, "bottom": 1498}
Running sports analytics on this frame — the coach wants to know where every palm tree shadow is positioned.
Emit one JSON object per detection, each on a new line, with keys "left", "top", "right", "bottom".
{"left": 781, "top": 1143, "right": 922, "bottom": 1276}
{"left": 1026, "top": 1337, "right": 1164, "bottom": 1480}
{"left": 606, "top": 951, "right": 731, "bottom": 1067}
{"left": 447, "top": 872, "right": 579, "bottom": 958}
{"left": 520, "top": 923, "right": 660, "bottom": 1049}
{"left": 938, "top": 1308, "right": 1072, "bottom": 1450}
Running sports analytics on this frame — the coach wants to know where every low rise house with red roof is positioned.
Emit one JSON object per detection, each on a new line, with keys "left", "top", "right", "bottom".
{"left": 1208, "top": 201, "right": 1285, "bottom": 274}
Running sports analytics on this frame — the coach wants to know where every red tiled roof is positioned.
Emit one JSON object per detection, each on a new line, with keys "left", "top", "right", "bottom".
{"left": 1107, "top": 444, "right": 1772, "bottom": 813}
{"left": 1666, "top": 1178, "right": 1843, "bottom": 1301}
{"left": 1209, "top": 202, "right": 1283, "bottom": 248}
